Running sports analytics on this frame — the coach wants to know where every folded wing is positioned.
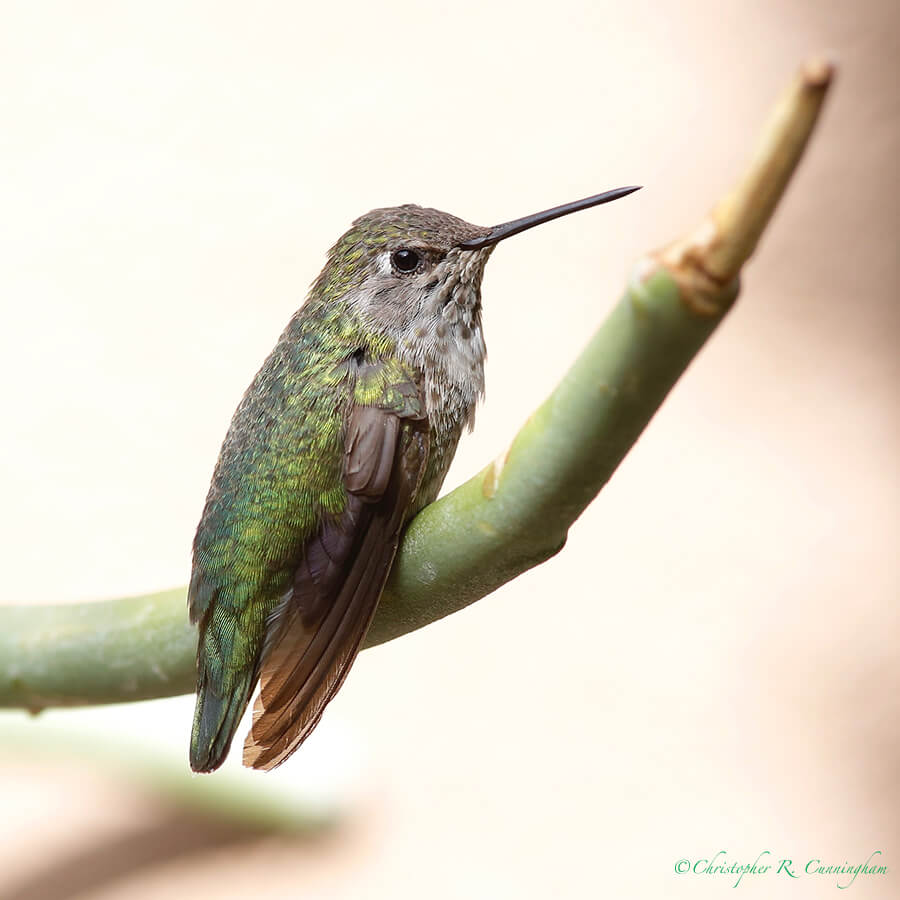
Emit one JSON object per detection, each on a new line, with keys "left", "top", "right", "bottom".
{"left": 243, "top": 363, "right": 428, "bottom": 770}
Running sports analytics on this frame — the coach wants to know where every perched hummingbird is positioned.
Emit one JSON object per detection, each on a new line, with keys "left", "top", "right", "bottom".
{"left": 189, "top": 186, "right": 640, "bottom": 772}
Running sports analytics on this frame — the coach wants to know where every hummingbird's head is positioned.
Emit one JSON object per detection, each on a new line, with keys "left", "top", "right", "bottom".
{"left": 311, "top": 186, "right": 641, "bottom": 346}
{"left": 312, "top": 205, "right": 494, "bottom": 338}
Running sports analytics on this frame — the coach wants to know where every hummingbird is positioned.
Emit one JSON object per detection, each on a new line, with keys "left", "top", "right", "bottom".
{"left": 189, "top": 185, "right": 640, "bottom": 772}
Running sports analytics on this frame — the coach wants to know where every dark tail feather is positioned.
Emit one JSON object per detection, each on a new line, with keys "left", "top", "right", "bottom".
{"left": 189, "top": 670, "right": 256, "bottom": 773}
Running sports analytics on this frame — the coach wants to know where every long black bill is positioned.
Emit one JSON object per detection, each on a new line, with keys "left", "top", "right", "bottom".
{"left": 458, "top": 185, "right": 641, "bottom": 250}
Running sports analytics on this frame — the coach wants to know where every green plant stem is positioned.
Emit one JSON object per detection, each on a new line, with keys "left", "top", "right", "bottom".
{"left": 0, "top": 60, "right": 833, "bottom": 713}
{"left": 0, "top": 720, "right": 335, "bottom": 832}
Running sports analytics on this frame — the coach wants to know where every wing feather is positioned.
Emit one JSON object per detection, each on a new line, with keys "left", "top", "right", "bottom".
{"left": 243, "top": 394, "right": 428, "bottom": 770}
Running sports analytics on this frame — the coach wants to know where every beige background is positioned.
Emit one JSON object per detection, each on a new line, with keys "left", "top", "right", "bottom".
{"left": 1, "top": 0, "right": 897, "bottom": 897}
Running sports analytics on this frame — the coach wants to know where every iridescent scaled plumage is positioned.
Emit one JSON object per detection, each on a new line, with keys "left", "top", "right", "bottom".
{"left": 189, "top": 188, "right": 639, "bottom": 772}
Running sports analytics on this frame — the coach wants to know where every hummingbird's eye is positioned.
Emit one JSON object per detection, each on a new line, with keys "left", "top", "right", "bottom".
{"left": 391, "top": 248, "right": 420, "bottom": 273}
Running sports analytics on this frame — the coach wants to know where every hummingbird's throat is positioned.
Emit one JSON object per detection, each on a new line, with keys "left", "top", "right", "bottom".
{"left": 427, "top": 246, "right": 492, "bottom": 317}
{"left": 396, "top": 246, "right": 490, "bottom": 435}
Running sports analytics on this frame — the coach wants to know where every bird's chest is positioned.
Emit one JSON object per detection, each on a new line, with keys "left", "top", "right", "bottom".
{"left": 399, "top": 306, "right": 486, "bottom": 513}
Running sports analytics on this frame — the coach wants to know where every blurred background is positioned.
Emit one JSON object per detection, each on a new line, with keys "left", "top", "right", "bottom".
{"left": 1, "top": 0, "right": 897, "bottom": 897}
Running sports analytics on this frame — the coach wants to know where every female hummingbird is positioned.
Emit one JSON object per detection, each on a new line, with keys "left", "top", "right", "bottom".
{"left": 189, "top": 186, "right": 640, "bottom": 772}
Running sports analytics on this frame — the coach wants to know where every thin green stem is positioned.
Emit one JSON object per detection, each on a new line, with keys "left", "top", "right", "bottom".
{"left": 0, "top": 60, "right": 833, "bottom": 713}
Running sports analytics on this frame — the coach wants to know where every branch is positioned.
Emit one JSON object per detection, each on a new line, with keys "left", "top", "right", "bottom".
{"left": 0, "top": 60, "right": 834, "bottom": 712}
